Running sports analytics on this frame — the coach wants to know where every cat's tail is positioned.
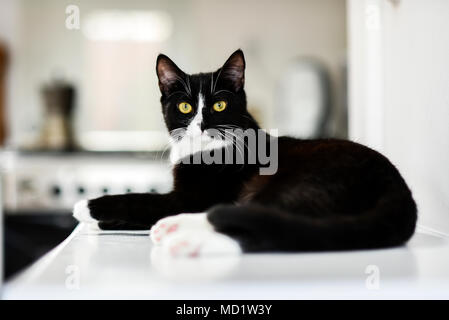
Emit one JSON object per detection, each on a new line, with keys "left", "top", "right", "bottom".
{"left": 207, "top": 190, "right": 417, "bottom": 252}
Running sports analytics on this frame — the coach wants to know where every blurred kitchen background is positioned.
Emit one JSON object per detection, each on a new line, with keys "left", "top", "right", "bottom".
{"left": 0, "top": 0, "right": 448, "bottom": 281}
{"left": 0, "top": 0, "right": 347, "bottom": 279}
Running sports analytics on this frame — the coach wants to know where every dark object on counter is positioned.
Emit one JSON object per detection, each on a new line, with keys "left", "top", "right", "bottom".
{"left": 4, "top": 213, "right": 78, "bottom": 280}
{"left": 39, "top": 80, "right": 77, "bottom": 151}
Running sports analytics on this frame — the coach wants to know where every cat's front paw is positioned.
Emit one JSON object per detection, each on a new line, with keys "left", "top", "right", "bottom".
{"left": 73, "top": 199, "right": 97, "bottom": 223}
{"left": 150, "top": 213, "right": 212, "bottom": 245}
{"left": 73, "top": 198, "right": 151, "bottom": 230}
{"left": 73, "top": 197, "right": 115, "bottom": 222}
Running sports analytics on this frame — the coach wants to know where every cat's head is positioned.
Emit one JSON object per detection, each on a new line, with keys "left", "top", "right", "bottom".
{"left": 156, "top": 50, "right": 258, "bottom": 162}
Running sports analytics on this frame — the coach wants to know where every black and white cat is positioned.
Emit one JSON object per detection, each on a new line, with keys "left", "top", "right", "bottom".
{"left": 74, "top": 50, "right": 417, "bottom": 257}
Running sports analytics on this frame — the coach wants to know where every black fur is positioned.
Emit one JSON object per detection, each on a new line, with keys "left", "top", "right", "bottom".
{"left": 88, "top": 50, "right": 417, "bottom": 252}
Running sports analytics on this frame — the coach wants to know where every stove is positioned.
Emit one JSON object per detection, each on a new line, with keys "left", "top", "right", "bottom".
{"left": 1, "top": 150, "right": 173, "bottom": 214}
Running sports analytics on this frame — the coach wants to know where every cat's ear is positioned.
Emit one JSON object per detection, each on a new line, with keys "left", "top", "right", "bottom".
{"left": 156, "top": 54, "right": 185, "bottom": 95}
{"left": 220, "top": 49, "right": 245, "bottom": 92}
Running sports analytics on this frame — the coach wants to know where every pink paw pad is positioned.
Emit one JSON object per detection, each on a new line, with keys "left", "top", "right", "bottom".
{"left": 151, "top": 221, "right": 178, "bottom": 245}
{"left": 170, "top": 241, "right": 188, "bottom": 255}
{"left": 169, "top": 240, "right": 202, "bottom": 257}
{"left": 189, "top": 248, "right": 200, "bottom": 258}
{"left": 167, "top": 224, "right": 178, "bottom": 233}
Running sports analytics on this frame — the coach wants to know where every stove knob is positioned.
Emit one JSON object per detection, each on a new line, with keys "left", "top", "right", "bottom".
{"left": 51, "top": 185, "right": 62, "bottom": 197}
{"left": 77, "top": 186, "right": 85, "bottom": 195}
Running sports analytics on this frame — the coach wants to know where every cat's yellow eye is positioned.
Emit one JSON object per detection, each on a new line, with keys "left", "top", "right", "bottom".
{"left": 178, "top": 102, "right": 192, "bottom": 114}
{"left": 213, "top": 101, "right": 227, "bottom": 112}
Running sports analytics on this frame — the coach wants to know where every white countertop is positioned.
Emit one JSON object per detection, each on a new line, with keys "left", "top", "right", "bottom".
{"left": 3, "top": 223, "right": 449, "bottom": 299}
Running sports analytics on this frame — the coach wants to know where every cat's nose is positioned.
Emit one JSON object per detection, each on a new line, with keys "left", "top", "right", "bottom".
{"left": 199, "top": 122, "right": 206, "bottom": 132}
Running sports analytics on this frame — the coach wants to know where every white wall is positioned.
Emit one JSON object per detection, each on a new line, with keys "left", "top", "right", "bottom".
{"left": 348, "top": 0, "right": 449, "bottom": 234}
{"left": 2, "top": 0, "right": 347, "bottom": 148}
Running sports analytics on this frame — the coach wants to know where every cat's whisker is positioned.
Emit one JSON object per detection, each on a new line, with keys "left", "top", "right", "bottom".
{"left": 214, "top": 89, "right": 235, "bottom": 96}
{"left": 212, "top": 67, "right": 224, "bottom": 94}
{"left": 216, "top": 131, "right": 244, "bottom": 164}
{"left": 218, "top": 130, "right": 246, "bottom": 163}
{"left": 210, "top": 73, "right": 214, "bottom": 94}
{"left": 166, "top": 90, "right": 186, "bottom": 99}
{"left": 174, "top": 75, "right": 192, "bottom": 97}
{"left": 158, "top": 139, "right": 173, "bottom": 162}
{"left": 220, "top": 129, "right": 249, "bottom": 152}
{"left": 186, "top": 75, "right": 192, "bottom": 96}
